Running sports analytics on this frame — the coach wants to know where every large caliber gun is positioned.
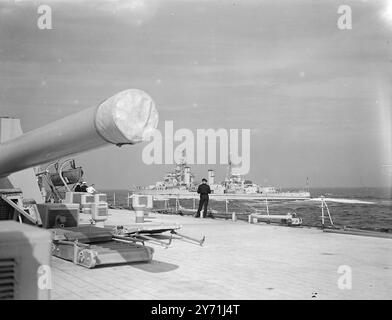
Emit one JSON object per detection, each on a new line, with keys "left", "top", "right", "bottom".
{"left": 0, "top": 89, "right": 158, "bottom": 178}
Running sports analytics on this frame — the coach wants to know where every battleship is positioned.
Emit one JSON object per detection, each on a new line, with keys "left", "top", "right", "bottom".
{"left": 131, "top": 156, "right": 311, "bottom": 200}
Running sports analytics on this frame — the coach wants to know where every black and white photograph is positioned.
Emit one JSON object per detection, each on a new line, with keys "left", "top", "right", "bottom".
{"left": 0, "top": 0, "right": 391, "bottom": 304}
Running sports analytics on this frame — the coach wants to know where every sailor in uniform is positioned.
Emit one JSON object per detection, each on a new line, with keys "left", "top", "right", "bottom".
{"left": 195, "top": 178, "right": 213, "bottom": 218}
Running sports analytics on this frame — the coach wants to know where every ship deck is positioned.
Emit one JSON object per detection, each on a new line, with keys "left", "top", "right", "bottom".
{"left": 51, "top": 209, "right": 392, "bottom": 300}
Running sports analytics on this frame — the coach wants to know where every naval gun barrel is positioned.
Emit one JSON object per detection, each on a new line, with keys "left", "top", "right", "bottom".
{"left": 0, "top": 89, "right": 158, "bottom": 178}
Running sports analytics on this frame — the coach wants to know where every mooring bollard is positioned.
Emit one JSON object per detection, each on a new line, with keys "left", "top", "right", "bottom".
{"left": 133, "top": 197, "right": 145, "bottom": 223}
{"left": 134, "top": 206, "right": 145, "bottom": 223}
{"left": 146, "top": 195, "right": 153, "bottom": 209}
{"left": 248, "top": 214, "right": 258, "bottom": 224}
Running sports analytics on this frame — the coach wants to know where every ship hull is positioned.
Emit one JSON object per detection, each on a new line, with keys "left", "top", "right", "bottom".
{"left": 131, "top": 189, "right": 311, "bottom": 201}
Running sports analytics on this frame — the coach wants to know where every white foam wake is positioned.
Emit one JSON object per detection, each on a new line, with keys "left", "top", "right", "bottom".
{"left": 309, "top": 198, "right": 375, "bottom": 205}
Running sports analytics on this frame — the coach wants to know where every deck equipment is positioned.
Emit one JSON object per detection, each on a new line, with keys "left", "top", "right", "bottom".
{"left": 112, "top": 224, "right": 206, "bottom": 247}
{"left": 51, "top": 226, "right": 154, "bottom": 268}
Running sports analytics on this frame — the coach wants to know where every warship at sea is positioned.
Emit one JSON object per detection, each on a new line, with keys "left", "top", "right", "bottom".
{"left": 131, "top": 156, "right": 311, "bottom": 200}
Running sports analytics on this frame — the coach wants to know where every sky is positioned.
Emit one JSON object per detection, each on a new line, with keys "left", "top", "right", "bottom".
{"left": 0, "top": 0, "right": 391, "bottom": 189}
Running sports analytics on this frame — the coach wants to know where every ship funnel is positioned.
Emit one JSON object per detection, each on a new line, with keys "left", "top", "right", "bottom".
{"left": 0, "top": 89, "right": 158, "bottom": 178}
{"left": 184, "top": 166, "right": 191, "bottom": 185}
{"left": 208, "top": 169, "right": 215, "bottom": 185}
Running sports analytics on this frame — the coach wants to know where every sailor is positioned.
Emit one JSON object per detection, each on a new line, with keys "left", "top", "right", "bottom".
{"left": 87, "top": 184, "right": 97, "bottom": 194}
{"left": 80, "top": 181, "right": 88, "bottom": 193}
{"left": 195, "top": 178, "right": 212, "bottom": 218}
{"left": 74, "top": 183, "right": 82, "bottom": 192}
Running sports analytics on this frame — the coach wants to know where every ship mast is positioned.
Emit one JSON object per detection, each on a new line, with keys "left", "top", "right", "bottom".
{"left": 226, "top": 152, "right": 232, "bottom": 182}
{"left": 177, "top": 149, "right": 187, "bottom": 185}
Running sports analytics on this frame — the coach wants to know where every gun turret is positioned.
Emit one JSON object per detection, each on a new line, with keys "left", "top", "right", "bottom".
{"left": 0, "top": 89, "right": 158, "bottom": 178}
